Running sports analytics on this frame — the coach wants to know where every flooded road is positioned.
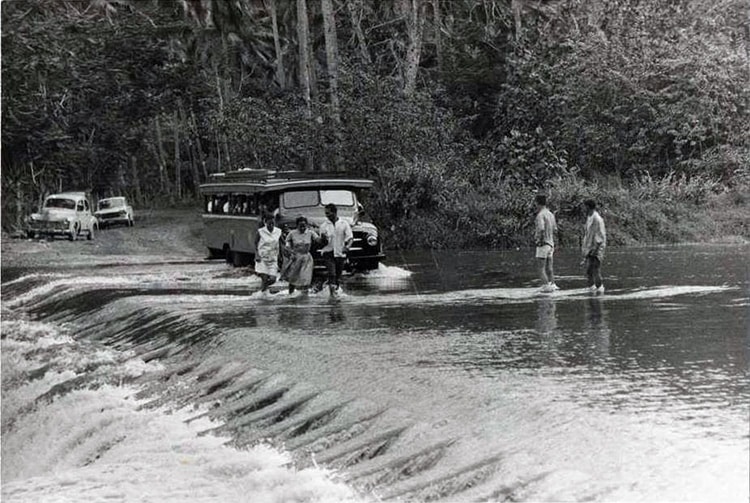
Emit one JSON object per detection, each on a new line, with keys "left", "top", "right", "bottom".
{"left": 2, "top": 245, "right": 748, "bottom": 502}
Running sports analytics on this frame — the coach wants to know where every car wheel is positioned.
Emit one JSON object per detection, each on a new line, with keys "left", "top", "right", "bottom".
{"left": 87, "top": 226, "right": 94, "bottom": 240}
{"left": 27, "top": 230, "right": 36, "bottom": 239}
{"left": 69, "top": 224, "right": 78, "bottom": 241}
{"left": 128, "top": 216, "right": 134, "bottom": 227}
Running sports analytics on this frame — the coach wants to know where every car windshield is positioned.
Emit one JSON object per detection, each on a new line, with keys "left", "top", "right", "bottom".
{"left": 99, "top": 199, "right": 124, "bottom": 210}
{"left": 44, "top": 198, "right": 76, "bottom": 210}
{"left": 282, "top": 190, "right": 354, "bottom": 209}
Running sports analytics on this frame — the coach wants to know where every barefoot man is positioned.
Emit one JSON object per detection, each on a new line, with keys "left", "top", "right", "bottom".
{"left": 535, "top": 194, "right": 558, "bottom": 292}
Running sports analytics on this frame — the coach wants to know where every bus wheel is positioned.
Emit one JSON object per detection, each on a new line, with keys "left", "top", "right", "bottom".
{"left": 223, "top": 245, "right": 233, "bottom": 264}
{"left": 233, "top": 252, "right": 252, "bottom": 267}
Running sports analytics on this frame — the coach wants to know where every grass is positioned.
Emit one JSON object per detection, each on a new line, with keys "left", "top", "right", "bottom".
{"left": 374, "top": 166, "right": 750, "bottom": 249}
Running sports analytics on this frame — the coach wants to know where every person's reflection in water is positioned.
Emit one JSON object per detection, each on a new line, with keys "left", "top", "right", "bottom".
{"left": 536, "top": 298, "right": 560, "bottom": 359}
{"left": 585, "top": 296, "right": 611, "bottom": 357}
{"left": 328, "top": 304, "right": 346, "bottom": 324}
{"left": 278, "top": 307, "right": 305, "bottom": 327}
{"left": 536, "top": 298, "right": 558, "bottom": 335}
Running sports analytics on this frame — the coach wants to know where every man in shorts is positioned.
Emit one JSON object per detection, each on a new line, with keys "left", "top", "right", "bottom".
{"left": 534, "top": 194, "right": 558, "bottom": 292}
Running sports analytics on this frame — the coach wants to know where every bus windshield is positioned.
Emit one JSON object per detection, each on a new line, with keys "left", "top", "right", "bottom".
{"left": 282, "top": 190, "right": 354, "bottom": 209}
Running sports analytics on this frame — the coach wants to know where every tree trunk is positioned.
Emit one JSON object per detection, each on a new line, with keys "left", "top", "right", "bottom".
{"left": 174, "top": 111, "right": 182, "bottom": 200}
{"left": 130, "top": 155, "right": 142, "bottom": 205}
{"left": 297, "top": 0, "right": 313, "bottom": 120}
{"left": 215, "top": 130, "right": 222, "bottom": 173}
{"left": 179, "top": 103, "right": 201, "bottom": 196}
{"left": 347, "top": 0, "right": 370, "bottom": 63}
{"left": 511, "top": 0, "right": 522, "bottom": 41}
{"left": 403, "top": 0, "right": 426, "bottom": 96}
{"left": 190, "top": 108, "right": 209, "bottom": 180}
{"left": 321, "top": 0, "right": 341, "bottom": 125}
{"left": 155, "top": 117, "right": 168, "bottom": 194}
{"left": 432, "top": 0, "right": 442, "bottom": 74}
{"left": 15, "top": 184, "right": 24, "bottom": 229}
{"left": 297, "top": 0, "right": 315, "bottom": 171}
{"left": 267, "top": 0, "right": 286, "bottom": 89}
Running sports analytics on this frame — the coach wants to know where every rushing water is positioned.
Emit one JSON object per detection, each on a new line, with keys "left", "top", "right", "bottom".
{"left": 2, "top": 245, "right": 748, "bottom": 502}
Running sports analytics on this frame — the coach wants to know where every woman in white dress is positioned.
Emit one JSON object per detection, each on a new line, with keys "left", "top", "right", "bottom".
{"left": 253, "top": 213, "right": 282, "bottom": 292}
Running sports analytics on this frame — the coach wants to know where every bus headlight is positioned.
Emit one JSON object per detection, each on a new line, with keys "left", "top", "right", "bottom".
{"left": 367, "top": 235, "right": 378, "bottom": 247}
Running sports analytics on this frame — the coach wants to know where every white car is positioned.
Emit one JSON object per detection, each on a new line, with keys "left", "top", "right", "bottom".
{"left": 95, "top": 197, "right": 134, "bottom": 228}
{"left": 27, "top": 192, "right": 97, "bottom": 241}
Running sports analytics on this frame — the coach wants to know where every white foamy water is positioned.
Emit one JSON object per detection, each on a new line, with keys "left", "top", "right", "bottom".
{"left": 0, "top": 317, "right": 365, "bottom": 503}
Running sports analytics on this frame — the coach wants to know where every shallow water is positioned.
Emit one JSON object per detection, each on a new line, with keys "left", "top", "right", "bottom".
{"left": 2, "top": 245, "right": 748, "bottom": 502}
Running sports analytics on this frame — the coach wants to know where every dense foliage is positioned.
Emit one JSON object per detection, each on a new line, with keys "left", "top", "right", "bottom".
{"left": 2, "top": 0, "right": 748, "bottom": 246}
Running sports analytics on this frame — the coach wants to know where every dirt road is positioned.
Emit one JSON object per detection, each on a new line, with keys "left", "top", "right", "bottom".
{"left": 1, "top": 209, "right": 207, "bottom": 270}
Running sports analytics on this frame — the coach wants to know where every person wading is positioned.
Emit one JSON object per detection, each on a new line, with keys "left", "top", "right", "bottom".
{"left": 319, "top": 203, "right": 353, "bottom": 297}
{"left": 582, "top": 199, "right": 607, "bottom": 294}
{"left": 253, "top": 213, "right": 282, "bottom": 293}
{"left": 534, "top": 194, "right": 559, "bottom": 292}
{"left": 280, "top": 216, "right": 320, "bottom": 294}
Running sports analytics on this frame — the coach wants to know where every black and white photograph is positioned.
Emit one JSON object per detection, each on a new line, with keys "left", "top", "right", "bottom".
{"left": 1, "top": 0, "right": 748, "bottom": 501}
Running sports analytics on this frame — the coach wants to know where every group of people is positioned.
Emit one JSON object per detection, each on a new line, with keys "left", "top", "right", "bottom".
{"left": 252, "top": 195, "right": 606, "bottom": 297}
{"left": 253, "top": 203, "right": 353, "bottom": 297}
{"left": 534, "top": 194, "right": 607, "bottom": 293}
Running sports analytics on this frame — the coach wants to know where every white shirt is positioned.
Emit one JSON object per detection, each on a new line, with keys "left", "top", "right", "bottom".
{"left": 535, "top": 207, "right": 557, "bottom": 247}
{"left": 582, "top": 211, "right": 606, "bottom": 259}
{"left": 319, "top": 218, "right": 353, "bottom": 257}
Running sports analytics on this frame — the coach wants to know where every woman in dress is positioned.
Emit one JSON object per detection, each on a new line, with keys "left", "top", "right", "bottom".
{"left": 280, "top": 216, "right": 320, "bottom": 294}
{"left": 254, "top": 213, "right": 282, "bottom": 292}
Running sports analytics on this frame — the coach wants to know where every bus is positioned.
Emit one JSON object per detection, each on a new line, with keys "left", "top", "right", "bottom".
{"left": 199, "top": 169, "right": 385, "bottom": 271}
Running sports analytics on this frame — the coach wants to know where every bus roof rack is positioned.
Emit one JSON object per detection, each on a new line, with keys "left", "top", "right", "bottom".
{"left": 210, "top": 169, "right": 369, "bottom": 183}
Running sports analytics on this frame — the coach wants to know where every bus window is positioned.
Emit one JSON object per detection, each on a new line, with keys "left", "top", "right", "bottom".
{"left": 282, "top": 191, "right": 319, "bottom": 209}
{"left": 320, "top": 190, "right": 355, "bottom": 207}
{"left": 247, "top": 194, "right": 260, "bottom": 215}
{"left": 210, "top": 195, "right": 228, "bottom": 214}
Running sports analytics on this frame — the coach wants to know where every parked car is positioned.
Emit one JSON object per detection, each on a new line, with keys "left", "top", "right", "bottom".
{"left": 27, "top": 192, "right": 97, "bottom": 241}
{"left": 95, "top": 197, "right": 134, "bottom": 228}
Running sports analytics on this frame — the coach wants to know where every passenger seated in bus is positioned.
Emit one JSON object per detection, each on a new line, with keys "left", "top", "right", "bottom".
{"left": 259, "top": 195, "right": 279, "bottom": 218}
{"left": 212, "top": 196, "right": 222, "bottom": 214}
{"left": 234, "top": 195, "right": 246, "bottom": 215}
{"left": 254, "top": 212, "right": 282, "bottom": 293}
